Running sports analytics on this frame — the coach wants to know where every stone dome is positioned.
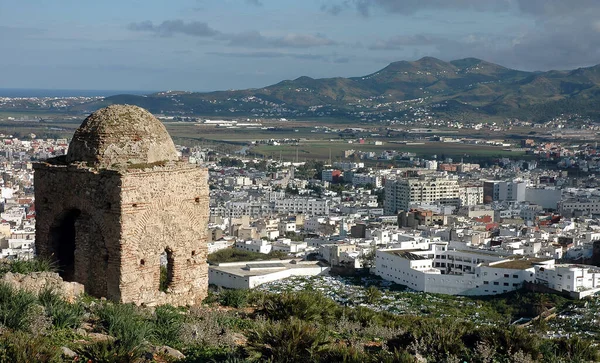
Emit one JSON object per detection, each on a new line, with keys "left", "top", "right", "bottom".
{"left": 67, "top": 105, "right": 179, "bottom": 168}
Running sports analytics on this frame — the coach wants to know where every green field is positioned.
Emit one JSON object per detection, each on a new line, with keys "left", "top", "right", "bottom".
{"left": 252, "top": 140, "right": 529, "bottom": 163}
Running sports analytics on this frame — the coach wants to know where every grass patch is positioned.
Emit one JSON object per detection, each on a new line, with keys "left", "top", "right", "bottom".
{"left": 38, "top": 288, "right": 85, "bottom": 329}
{"left": 0, "top": 282, "right": 37, "bottom": 331}
{"left": 207, "top": 249, "right": 287, "bottom": 264}
{"left": 94, "top": 303, "right": 153, "bottom": 356}
{"left": 151, "top": 305, "right": 185, "bottom": 348}
{"left": 220, "top": 289, "right": 249, "bottom": 309}
{"left": 0, "top": 257, "right": 57, "bottom": 275}
{"left": 0, "top": 331, "right": 62, "bottom": 363}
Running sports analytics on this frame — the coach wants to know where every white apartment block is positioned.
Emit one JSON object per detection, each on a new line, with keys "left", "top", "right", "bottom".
{"left": 351, "top": 174, "right": 382, "bottom": 187}
{"left": 225, "top": 201, "right": 272, "bottom": 218}
{"left": 483, "top": 180, "right": 527, "bottom": 203}
{"left": 274, "top": 198, "right": 330, "bottom": 215}
{"left": 459, "top": 185, "right": 484, "bottom": 206}
{"left": 374, "top": 244, "right": 553, "bottom": 296}
{"left": 559, "top": 199, "right": 600, "bottom": 217}
{"left": 384, "top": 176, "right": 460, "bottom": 214}
{"left": 535, "top": 264, "right": 600, "bottom": 298}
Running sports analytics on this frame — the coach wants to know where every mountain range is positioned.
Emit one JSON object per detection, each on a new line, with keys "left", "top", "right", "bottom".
{"left": 79, "top": 57, "right": 600, "bottom": 122}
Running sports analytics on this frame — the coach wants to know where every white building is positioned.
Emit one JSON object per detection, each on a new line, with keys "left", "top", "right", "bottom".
{"left": 459, "top": 185, "right": 483, "bottom": 206}
{"left": 484, "top": 180, "right": 527, "bottom": 203}
{"left": 234, "top": 240, "right": 272, "bottom": 254}
{"left": 207, "top": 240, "right": 234, "bottom": 254}
{"left": 534, "top": 263, "right": 600, "bottom": 298}
{"left": 350, "top": 173, "right": 382, "bottom": 187}
{"left": 374, "top": 244, "right": 554, "bottom": 296}
{"left": 559, "top": 198, "right": 600, "bottom": 217}
{"left": 209, "top": 260, "right": 329, "bottom": 289}
{"left": 385, "top": 176, "right": 460, "bottom": 214}
{"left": 525, "top": 187, "right": 561, "bottom": 210}
{"left": 274, "top": 198, "right": 330, "bottom": 215}
{"left": 278, "top": 221, "right": 297, "bottom": 234}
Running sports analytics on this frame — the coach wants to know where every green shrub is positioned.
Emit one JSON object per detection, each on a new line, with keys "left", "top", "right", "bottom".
{"left": 245, "top": 317, "right": 328, "bottom": 363}
{"left": 554, "top": 336, "right": 600, "bottom": 362}
{"left": 38, "top": 288, "right": 85, "bottom": 329}
{"left": 207, "top": 249, "right": 287, "bottom": 264}
{"left": 0, "top": 257, "right": 57, "bottom": 275}
{"left": 0, "top": 330, "right": 61, "bottom": 363}
{"left": 76, "top": 339, "right": 141, "bottom": 363}
{"left": 0, "top": 282, "right": 37, "bottom": 331}
{"left": 159, "top": 265, "right": 169, "bottom": 292}
{"left": 151, "top": 305, "right": 184, "bottom": 348}
{"left": 95, "top": 303, "right": 152, "bottom": 355}
{"left": 220, "top": 289, "right": 249, "bottom": 308}
{"left": 180, "top": 345, "right": 247, "bottom": 363}
{"left": 258, "top": 291, "right": 339, "bottom": 324}
{"left": 364, "top": 286, "right": 382, "bottom": 305}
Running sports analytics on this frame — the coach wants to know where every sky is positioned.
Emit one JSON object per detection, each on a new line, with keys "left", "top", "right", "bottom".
{"left": 1, "top": 0, "right": 600, "bottom": 92}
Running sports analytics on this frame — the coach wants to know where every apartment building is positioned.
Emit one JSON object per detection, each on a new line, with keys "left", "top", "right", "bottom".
{"left": 559, "top": 198, "right": 600, "bottom": 217}
{"left": 274, "top": 198, "right": 330, "bottom": 215}
{"left": 384, "top": 176, "right": 460, "bottom": 214}
{"left": 458, "top": 185, "right": 484, "bottom": 206}
{"left": 374, "top": 244, "right": 553, "bottom": 296}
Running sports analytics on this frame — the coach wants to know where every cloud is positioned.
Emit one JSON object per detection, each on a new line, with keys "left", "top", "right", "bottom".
{"left": 322, "top": 0, "right": 600, "bottom": 17}
{"left": 128, "top": 20, "right": 336, "bottom": 49}
{"left": 128, "top": 20, "right": 219, "bottom": 37}
{"left": 368, "top": 16, "right": 600, "bottom": 71}
{"left": 369, "top": 34, "right": 445, "bottom": 50}
{"left": 246, "top": 0, "right": 262, "bottom": 5}
{"left": 207, "top": 51, "right": 330, "bottom": 61}
{"left": 222, "top": 31, "right": 336, "bottom": 48}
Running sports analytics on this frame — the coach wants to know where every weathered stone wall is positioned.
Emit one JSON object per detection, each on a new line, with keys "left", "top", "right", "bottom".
{"left": 33, "top": 163, "right": 123, "bottom": 301}
{"left": 34, "top": 162, "right": 210, "bottom": 306}
{"left": 2, "top": 272, "right": 84, "bottom": 302}
{"left": 120, "top": 164, "right": 209, "bottom": 306}
{"left": 34, "top": 104, "right": 209, "bottom": 307}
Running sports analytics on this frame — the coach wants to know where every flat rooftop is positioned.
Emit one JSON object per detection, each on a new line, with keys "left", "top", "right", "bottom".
{"left": 384, "top": 249, "right": 428, "bottom": 260}
{"left": 488, "top": 258, "right": 551, "bottom": 270}
{"left": 210, "top": 261, "right": 326, "bottom": 277}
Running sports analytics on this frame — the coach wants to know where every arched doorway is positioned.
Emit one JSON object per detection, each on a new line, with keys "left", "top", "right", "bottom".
{"left": 48, "top": 209, "right": 109, "bottom": 297}
{"left": 49, "top": 209, "right": 81, "bottom": 281}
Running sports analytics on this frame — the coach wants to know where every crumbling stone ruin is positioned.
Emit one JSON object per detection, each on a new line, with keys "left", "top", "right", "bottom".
{"left": 34, "top": 105, "right": 209, "bottom": 306}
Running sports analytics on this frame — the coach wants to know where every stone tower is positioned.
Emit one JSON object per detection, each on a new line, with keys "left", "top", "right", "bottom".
{"left": 34, "top": 105, "right": 209, "bottom": 306}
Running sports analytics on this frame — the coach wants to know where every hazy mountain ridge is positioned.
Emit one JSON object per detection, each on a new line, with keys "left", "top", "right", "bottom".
{"left": 76, "top": 57, "right": 600, "bottom": 121}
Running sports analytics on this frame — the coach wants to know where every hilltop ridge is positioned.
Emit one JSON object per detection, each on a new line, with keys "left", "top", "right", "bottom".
{"left": 58, "top": 57, "right": 600, "bottom": 122}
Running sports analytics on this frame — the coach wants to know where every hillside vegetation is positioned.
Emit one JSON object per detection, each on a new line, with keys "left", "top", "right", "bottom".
{"left": 0, "top": 258, "right": 598, "bottom": 362}
{"left": 74, "top": 57, "right": 600, "bottom": 122}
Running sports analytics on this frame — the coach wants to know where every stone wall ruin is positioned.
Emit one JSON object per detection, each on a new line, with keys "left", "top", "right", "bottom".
{"left": 34, "top": 105, "right": 209, "bottom": 306}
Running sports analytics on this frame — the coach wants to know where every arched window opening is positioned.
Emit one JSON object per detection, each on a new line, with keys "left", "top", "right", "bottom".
{"left": 159, "top": 248, "right": 174, "bottom": 292}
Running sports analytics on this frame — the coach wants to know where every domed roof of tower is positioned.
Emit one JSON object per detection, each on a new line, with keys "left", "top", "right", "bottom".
{"left": 67, "top": 105, "right": 179, "bottom": 168}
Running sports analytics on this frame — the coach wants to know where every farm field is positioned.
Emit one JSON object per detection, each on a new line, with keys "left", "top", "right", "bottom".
{"left": 252, "top": 140, "right": 529, "bottom": 163}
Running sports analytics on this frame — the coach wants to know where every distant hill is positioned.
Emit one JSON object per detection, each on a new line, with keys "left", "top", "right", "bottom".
{"left": 74, "top": 57, "right": 600, "bottom": 122}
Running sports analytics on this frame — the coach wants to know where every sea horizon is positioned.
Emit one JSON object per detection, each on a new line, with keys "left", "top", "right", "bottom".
{"left": 0, "top": 88, "right": 158, "bottom": 98}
